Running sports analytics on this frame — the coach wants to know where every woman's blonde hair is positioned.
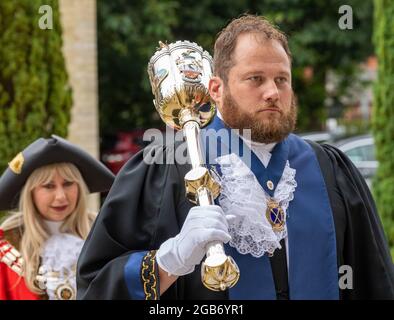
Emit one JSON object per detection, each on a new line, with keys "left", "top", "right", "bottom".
{"left": 0, "top": 162, "right": 96, "bottom": 294}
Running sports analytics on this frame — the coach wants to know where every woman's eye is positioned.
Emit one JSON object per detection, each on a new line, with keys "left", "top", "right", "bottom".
{"left": 43, "top": 184, "right": 55, "bottom": 189}
{"left": 63, "top": 181, "right": 74, "bottom": 187}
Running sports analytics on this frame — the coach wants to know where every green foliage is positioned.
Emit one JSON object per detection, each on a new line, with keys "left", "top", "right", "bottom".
{"left": 0, "top": 211, "right": 5, "bottom": 222}
{"left": 98, "top": 0, "right": 373, "bottom": 136}
{"left": 97, "top": 0, "right": 179, "bottom": 132}
{"left": 0, "top": 0, "right": 72, "bottom": 172}
{"left": 372, "top": 0, "right": 394, "bottom": 253}
{"left": 260, "top": 0, "right": 373, "bottom": 131}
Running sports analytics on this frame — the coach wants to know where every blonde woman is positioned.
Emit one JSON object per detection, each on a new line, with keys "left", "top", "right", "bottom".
{"left": 0, "top": 135, "right": 114, "bottom": 300}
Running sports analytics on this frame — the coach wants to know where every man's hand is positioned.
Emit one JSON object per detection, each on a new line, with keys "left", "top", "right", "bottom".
{"left": 156, "top": 205, "right": 232, "bottom": 276}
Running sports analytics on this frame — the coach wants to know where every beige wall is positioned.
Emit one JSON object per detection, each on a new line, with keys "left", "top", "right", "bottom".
{"left": 59, "top": 0, "right": 100, "bottom": 212}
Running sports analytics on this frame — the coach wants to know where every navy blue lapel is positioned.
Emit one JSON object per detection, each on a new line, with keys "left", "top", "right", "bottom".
{"left": 286, "top": 135, "right": 339, "bottom": 299}
{"left": 250, "top": 141, "right": 289, "bottom": 197}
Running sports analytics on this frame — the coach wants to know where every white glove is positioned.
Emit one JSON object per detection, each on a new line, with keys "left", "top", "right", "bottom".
{"left": 156, "top": 205, "right": 232, "bottom": 276}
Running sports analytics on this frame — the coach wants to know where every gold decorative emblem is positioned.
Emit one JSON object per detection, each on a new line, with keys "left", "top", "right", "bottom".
{"left": 8, "top": 152, "right": 24, "bottom": 174}
{"left": 55, "top": 281, "right": 75, "bottom": 300}
{"left": 175, "top": 49, "right": 203, "bottom": 82}
{"left": 266, "top": 199, "right": 285, "bottom": 232}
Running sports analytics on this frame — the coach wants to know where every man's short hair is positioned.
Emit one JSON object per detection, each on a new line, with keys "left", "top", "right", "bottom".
{"left": 213, "top": 14, "right": 292, "bottom": 83}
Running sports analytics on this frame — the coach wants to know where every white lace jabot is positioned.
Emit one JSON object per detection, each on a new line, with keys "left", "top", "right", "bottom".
{"left": 215, "top": 152, "right": 297, "bottom": 257}
{"left": 37, "top": 233, "right": 84, "bottom": 300}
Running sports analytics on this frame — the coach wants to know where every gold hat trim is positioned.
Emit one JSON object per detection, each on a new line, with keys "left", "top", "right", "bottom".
{"left": 8, "top": 152, "right": 24, "bottom": 174}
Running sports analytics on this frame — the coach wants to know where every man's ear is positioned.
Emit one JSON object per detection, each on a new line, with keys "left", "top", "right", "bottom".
{"left": 209, "top": 76, "right": 223, "bottom": 104}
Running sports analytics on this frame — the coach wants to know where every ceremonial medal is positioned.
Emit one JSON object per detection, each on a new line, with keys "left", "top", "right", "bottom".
{"left": 266, "top": 199, "right": 285, "bottom": 232}
{"left": 55, "top": 281, "right": 75, "bottom": 300}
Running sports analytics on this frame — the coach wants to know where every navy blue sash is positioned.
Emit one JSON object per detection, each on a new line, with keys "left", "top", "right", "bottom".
{"left": 201, "top": 115, "right": 339, "bottom": 299}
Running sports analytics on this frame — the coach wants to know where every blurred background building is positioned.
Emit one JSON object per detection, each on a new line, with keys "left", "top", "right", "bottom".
{"left": 59, "top": 0, "right": 100, "bottom": 211}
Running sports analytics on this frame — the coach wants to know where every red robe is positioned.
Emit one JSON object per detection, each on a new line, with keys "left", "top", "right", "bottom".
{"left": 0, "top": 228, "right": 41, "bottom": 300}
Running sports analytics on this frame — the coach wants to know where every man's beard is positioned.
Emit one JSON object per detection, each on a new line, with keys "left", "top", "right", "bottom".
{"left": 220, "top": 89, "right": 297, "bottom": 144}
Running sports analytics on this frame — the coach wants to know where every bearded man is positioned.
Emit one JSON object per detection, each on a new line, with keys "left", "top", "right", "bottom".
{"left": 77, "top": 15, "right": 394, "bottom": 300}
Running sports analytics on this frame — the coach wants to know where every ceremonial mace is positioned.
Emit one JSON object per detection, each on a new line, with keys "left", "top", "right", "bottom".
{"left": 147, "top": 41, "right": 239, "bottom": 291}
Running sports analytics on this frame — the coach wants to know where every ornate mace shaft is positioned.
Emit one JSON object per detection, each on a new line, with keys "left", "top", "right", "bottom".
{"left": 148, "top": 41, "right": 239, "bottom": 291}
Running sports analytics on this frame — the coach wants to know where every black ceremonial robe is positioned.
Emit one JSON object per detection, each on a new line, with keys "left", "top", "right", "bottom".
{"left": 76, "top": 140, "right": 394, "bottom": 300}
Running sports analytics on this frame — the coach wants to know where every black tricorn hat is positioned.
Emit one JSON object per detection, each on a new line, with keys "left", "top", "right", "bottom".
{"left": 0, "top": 135, "right": 115, "bottom": 211}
